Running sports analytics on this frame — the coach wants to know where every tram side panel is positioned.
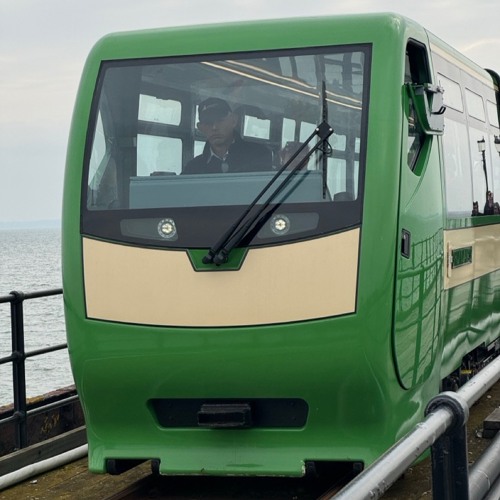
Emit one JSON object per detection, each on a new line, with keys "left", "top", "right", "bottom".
{"left": 430, "top": 42, "right": 500, "bottom": 381}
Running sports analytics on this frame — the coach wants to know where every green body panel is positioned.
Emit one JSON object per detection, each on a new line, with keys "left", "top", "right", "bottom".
{"left": 187, "top": 248, "right": 248, "bottom": 271}
{"left": 441, "top": 269, "right": 500, "bottom": 378}
{"left": 64, "top": 311, "right": 419, "bottom": 474}
{"left": 392, "top": 26, "right": 446, "bottom": 389}
{"left": 62, "top": 13, "right": 499, "bottom": 475}
{"left": 393, "top": 140, "right": 444, "bottom": 389}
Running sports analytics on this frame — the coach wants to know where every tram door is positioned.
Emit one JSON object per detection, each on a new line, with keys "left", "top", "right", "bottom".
{"left": 392, "top": 40, "right": 445, "bottom": 389}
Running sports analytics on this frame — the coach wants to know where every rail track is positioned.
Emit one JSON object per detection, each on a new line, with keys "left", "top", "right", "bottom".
{"left": 105, "top": 469, "right": 350, "bottom": 500}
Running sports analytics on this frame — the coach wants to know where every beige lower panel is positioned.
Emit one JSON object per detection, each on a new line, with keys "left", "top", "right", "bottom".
{"left": 444, "top": 226, "right": 500, "bottom": 289}
{"left": 83, "top": 229, "right": 359, "bottom": 327}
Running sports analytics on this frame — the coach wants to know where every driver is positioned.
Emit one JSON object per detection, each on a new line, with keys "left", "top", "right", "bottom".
{"left": 183, "top": 98, "right": 272, "bottom": 174}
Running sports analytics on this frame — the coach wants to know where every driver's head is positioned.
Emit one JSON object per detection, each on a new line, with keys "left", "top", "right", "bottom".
{"left": 197, "top": 98, "right": 238, "bottom": 151}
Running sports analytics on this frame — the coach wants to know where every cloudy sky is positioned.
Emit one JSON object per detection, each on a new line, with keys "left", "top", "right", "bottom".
{"left": 1, "top": 0, "right": 499, "bottom": 224}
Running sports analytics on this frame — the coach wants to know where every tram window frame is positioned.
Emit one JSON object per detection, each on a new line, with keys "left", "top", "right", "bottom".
{"left": 437, "top": 73, "right": 464, "bottom": 112}
{"left": 469, "top": 126, "right": 492, "bottom": 207}
{"left": 487, "top": 100, "right": 500, "bottom": 128}
{"left": 406, "top": 95, "right": 424, "bottom": 171}
{"left": 491, "top": 132, "right": 500, "bottom": 202}
{"left": 442, "top": 117, "right": 474, "bottom": 216}
{"left": 243, "top": 115, "right": 271, "bottom": 140}
{"left": 138, "top": 95, "right": 182, "bottom": 126}
{"left": 465, "top": 89, "right": 486, "bottom": 122}
{"left": 136, "top": 92, "right": 185, "bottom": 176}
{"left": 281, "top": 117, "right": 296, "bottom": 147}
{"left": 461, "top": 69, "right": 499, "bottom": 216}
{"left": 88, "top": 112, "right": 107, "bottom": 191}
{"left": 433, "top": 51, "right": 500, "bottom": 220}
{"left": 405, "top": 40, "right": 432, "bottom": 173}
{"left": 137, "top": 135, "right": 183, "bottom": 176}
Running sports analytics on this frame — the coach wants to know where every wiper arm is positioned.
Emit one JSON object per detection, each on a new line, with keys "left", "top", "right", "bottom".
{"left": 203, "top": 121, "right": 334, "bottom": 265}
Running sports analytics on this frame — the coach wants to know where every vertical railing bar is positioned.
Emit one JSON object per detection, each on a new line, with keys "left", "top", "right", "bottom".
{"left": 10, "top": 290, "right": 28, "bottom": 449}
{"left": 426, "top": 392, "right": 470, "bottom": 499}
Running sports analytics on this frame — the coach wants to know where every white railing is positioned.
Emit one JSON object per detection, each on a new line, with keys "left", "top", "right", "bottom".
{"left": 333, "top": 354, "right": 500, "bottom": 500}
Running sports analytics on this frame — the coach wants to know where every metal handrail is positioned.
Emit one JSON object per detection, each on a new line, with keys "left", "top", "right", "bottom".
{"left": 0, "top": 288, "right": 77, "bottom": 451}
{"left": 333, "top": 354, "right": 500, "bottom": 500}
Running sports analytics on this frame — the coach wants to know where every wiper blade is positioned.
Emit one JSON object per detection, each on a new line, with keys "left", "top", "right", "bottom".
{"left": 203, "top": 120, "right": 334, "bottom": 265}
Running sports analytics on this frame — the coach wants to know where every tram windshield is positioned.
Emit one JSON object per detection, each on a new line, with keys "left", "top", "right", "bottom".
{"left": 82, "top": 45, "right": 370, "bottom": 248}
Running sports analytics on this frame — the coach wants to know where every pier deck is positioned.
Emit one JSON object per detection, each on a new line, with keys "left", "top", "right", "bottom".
{"left": 2, "top": 381, "right": 500, "bottom": 499}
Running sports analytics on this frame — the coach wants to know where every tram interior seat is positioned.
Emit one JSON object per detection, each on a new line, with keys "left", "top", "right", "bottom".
{"left": 333, "top": 191, "right": 354, "bottom": 201}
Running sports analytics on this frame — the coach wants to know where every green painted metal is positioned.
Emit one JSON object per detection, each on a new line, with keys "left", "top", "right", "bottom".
{"left": 62, "top": 13, "right": 500, "bottom": 476}
{"left": 392, "top": 123, "right": 444, "bottom": 389}
{"left": 187, "top": 248, "right": 248, "bottom": 271}
{"left": 406, "top": 83, "right": 446, "bottom": 134}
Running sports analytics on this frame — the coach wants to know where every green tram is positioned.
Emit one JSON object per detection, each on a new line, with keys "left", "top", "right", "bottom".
{"left": 62, "top": 13, "right": 500, "bottom": 476}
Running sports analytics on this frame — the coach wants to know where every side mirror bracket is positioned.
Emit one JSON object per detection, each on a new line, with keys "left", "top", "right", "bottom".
{"left": 406, "top": 83, "right": 446, "bottom": 135}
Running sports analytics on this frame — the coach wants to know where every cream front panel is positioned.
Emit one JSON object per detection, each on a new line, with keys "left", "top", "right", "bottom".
{"left": 83, "top": 229, "right": 360, "bottom": 327}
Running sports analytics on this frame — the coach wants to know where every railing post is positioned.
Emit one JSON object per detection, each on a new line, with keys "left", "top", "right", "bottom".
{"left": 10, "top": 290, "right": 28, "bottom": 449}
{"left": 425, "top": 391, "right": 470, "bottom": 500}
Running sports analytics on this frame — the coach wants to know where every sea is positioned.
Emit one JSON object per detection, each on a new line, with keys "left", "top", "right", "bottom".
{"left": 0, "top": 225, "right": 73, "bottom": 408}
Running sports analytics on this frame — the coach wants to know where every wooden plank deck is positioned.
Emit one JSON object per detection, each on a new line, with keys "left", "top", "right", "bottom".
{"left": 0, "top": 456, "right": 151, "bottom": 499}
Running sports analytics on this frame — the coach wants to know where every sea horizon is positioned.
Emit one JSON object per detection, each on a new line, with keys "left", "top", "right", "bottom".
{"left": 0, "top": 226, "right": 71, "bottom": 405}
{"left": 0, "top": 219, "right": 61, "bottom": 231}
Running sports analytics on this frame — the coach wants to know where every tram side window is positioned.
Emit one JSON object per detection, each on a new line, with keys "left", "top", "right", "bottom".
{"left": 88, "top": 113, "right": 106, "bottom": 188}
{"left": 281, "top": 118, "right": 296, "bottom": 146}
{"left": 438, "top": 74, "right": 464, "bottom": 112}
{"left": 326, "top": 133, "right": 359, "bottom": 200}
{"left": 487, "top": 100, "right": 500, "bottom": 128}
{"left": 465, "top": 89, "right": 486, "bottom": 122}
{"left": 137, "top": 135, "right": 182, "bottom": 176}
{"left": 464, "top": 86, "right": 499, "bottom": 215}
{"left": 488, "top": 101, "right": 500, "bottom": 198}
{"left": 407, "top": 99, "right": 424, "bottom": 170}
{"left": 469, "top": 126, "right": 494, "bottom": 213}
{"left": 243, "top": 115, "right": 271, "bottom": 140}
{"left": 139, "top": 95, "right": 181, "bottom": 125}
{"left": 442, "top": 118, "right": 473, "bottom": 215}
{"left": 137, "top": 95, "right": 183, "bottom": 176}
{"left": 87, "top": 112, "right": 118, "bottom": 209}
{"left": 491, "top": 132, "right": 500, "bottom": 203}
{"left": 439, "top": 69, "right": 500, "bottom": 217}
{"left": 436, "top": 71, "right": 474, "bottom": 217}
{"left": 470, "top": 127, "right": 487, "bottom": 203}
{"left": 405, "top": 42, "right": 430, "bottom": 171}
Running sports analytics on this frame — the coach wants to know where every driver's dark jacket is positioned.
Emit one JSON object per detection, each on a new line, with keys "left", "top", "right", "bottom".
{"left": 183, "top": 135, "right": 272, "bottom": 174}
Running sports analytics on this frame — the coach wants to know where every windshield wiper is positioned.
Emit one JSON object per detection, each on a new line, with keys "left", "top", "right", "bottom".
{"left": 203, "top": 120, "right": 334, "bottom": 265}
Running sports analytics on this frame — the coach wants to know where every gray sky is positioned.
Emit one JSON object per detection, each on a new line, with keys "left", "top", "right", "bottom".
{"left": 1, "top": 0, "right": 499, "bottom": 223}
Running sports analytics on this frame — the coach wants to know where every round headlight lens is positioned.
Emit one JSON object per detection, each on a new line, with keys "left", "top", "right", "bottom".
{"left": 157, "top": 218, "right": 177, "bottom": 239}
{"left": 270, "top": 214, "right": 290, "bottom": 236}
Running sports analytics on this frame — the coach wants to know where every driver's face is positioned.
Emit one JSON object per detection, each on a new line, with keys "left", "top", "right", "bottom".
{"left": 197, "top": 112, "right": 238, "bottom": 149}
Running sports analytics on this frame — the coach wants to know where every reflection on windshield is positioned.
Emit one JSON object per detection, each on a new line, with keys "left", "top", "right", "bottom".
{"left": 202, "top": 120, "right": 334, "bottom": 265}
{"left": 83, "top": 45, "right": 369, "bottom": 248}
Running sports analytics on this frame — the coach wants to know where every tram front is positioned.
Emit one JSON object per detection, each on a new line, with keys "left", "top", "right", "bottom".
{"left": 63, "top": 29, "right": 399, "bottom": 476}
